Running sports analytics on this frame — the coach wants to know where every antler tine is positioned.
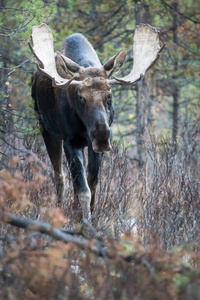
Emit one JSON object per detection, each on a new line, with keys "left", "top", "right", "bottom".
{"left": 28, "top": 23, "right": 81, "bottom": 88}
{"left": 110, "top": 24, "right": 165, "bottom": 85}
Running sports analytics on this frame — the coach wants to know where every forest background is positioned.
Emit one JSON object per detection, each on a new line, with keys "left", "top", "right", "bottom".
{"left": 0, "top": 0, "right": 200, "bottom": 299}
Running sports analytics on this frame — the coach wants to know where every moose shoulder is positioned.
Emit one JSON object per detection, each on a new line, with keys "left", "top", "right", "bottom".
{"left": 29, "top": 23, "right": 164, "bottom": 220}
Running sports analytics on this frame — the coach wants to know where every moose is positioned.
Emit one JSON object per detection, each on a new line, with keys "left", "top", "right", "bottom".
{"left": 29, "top": 23, "right": 164, "bottom": 220}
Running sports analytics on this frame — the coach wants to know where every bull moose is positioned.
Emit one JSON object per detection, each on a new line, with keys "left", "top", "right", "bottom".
{"left": 29, "top": 23, "right": 164, "bottom": 220}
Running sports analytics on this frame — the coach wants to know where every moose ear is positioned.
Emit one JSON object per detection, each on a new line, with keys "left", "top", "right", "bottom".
{"left": 56, "top": 51, "right": 80, "bottom": 79}
{"left": 103, "top": 49, "right": 126, "bottom": 78}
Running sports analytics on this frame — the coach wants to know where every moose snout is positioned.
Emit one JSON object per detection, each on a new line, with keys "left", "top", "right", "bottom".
{"left": 90, "top": 123, "right": 112, "bottom": 153}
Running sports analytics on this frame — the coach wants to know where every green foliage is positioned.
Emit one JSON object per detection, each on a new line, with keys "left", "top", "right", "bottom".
{"left": 68, "top": 0, "right": 78, "bottom": 11}
{"left": 174, "top": 269, "right": 200, "bottom": 297}
{"left": 1, "top": 0, "right": 56, "bottom": 40}
{"left": 175, "top": 273, "right": 191, "bottom": 289}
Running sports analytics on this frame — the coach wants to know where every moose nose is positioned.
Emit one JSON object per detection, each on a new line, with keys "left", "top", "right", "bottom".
{"left": 90, "top": 124, "right": 112, "bottom": 153}
{"left": 91, "top": 123, "right": 110, "bottom": 140}
{"left": 92, "top": 139, "right": 112, "bottom": 153}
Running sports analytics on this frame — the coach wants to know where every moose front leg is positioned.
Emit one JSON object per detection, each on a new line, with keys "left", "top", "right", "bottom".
{"left": 87, "top": 143, "right": 103, "bottom": 213}
{"left": 42, "top": 129, "right": 65, "bottom": 203}
{"left": 64, "top": 140, "right": 91, "bottom": 220}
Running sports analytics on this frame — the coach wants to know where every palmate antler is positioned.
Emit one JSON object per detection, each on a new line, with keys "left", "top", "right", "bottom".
{"left": 110, "top": 24, "right": 165, "bottom": 85}
{"left": 29, "top": 23, "right": 165, "bottom": 87}
{"left": 28, "top": 24, "right": 81, "bottom": 88}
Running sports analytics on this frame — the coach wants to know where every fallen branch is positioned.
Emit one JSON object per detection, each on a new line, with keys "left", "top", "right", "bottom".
{"left": 1, "top": 211, "right": 86, "bottom": 248}
{"left": 0, "top": 211, "right": 127, "bottom": 261}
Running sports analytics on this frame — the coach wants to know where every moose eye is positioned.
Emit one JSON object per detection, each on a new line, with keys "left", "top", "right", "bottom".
{"left": 79, "top": 96, "right": 84, "bottom": 103}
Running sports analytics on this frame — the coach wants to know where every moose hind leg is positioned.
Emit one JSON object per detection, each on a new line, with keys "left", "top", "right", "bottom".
{"left": 42, "top": 130, "right": 65, "bottom": 203}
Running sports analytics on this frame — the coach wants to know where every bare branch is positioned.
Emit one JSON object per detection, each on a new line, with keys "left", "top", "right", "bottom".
{"left": 0, "top": 7, "right": 29, "bottom": 11}
{"left": 160, "top": 0, "right": 200, "bottom": 24}
{"left": 0, "top": 211, "right": 86, "bottom": 249}
{"left": 0, "top": 57, "right": 33, "bottom": 82}
{"left": 0, "top": 211, "right": 143, "bottom": 262}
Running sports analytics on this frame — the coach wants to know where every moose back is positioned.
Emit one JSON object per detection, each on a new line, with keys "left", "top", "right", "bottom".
{"left": 30, "top": 23, "right": 164, "bottom": 220}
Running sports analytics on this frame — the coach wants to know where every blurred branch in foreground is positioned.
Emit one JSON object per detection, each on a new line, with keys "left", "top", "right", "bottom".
{"left": 0, "top": 210, "right": 143, "bottom": 263}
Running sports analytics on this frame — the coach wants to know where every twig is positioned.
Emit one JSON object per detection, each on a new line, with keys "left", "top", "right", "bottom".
{"left": 0, "top": 7, "right": 29, "bottom": 11}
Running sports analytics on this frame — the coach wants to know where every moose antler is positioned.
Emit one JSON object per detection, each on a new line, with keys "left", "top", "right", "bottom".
{"left": 28, "top": 23, "right": 80, "bottom": 88}
{"left": 110, "top": 24, "right": 165, "bottom": 85}
{"left": 29, "top": 23, "right": 164, "bottom": 88}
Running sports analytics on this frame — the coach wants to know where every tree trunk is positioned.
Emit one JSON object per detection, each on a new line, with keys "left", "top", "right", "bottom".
{"left": 134, "top": 1, "right": 155, "bottom": 165}
{"left": 172, "top": 2, "right": 179, "bottom": 153}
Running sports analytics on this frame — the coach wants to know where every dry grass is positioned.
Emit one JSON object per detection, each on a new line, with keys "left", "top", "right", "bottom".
{"left": 1, "top": 118, "right": 200, "bottom": 299}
